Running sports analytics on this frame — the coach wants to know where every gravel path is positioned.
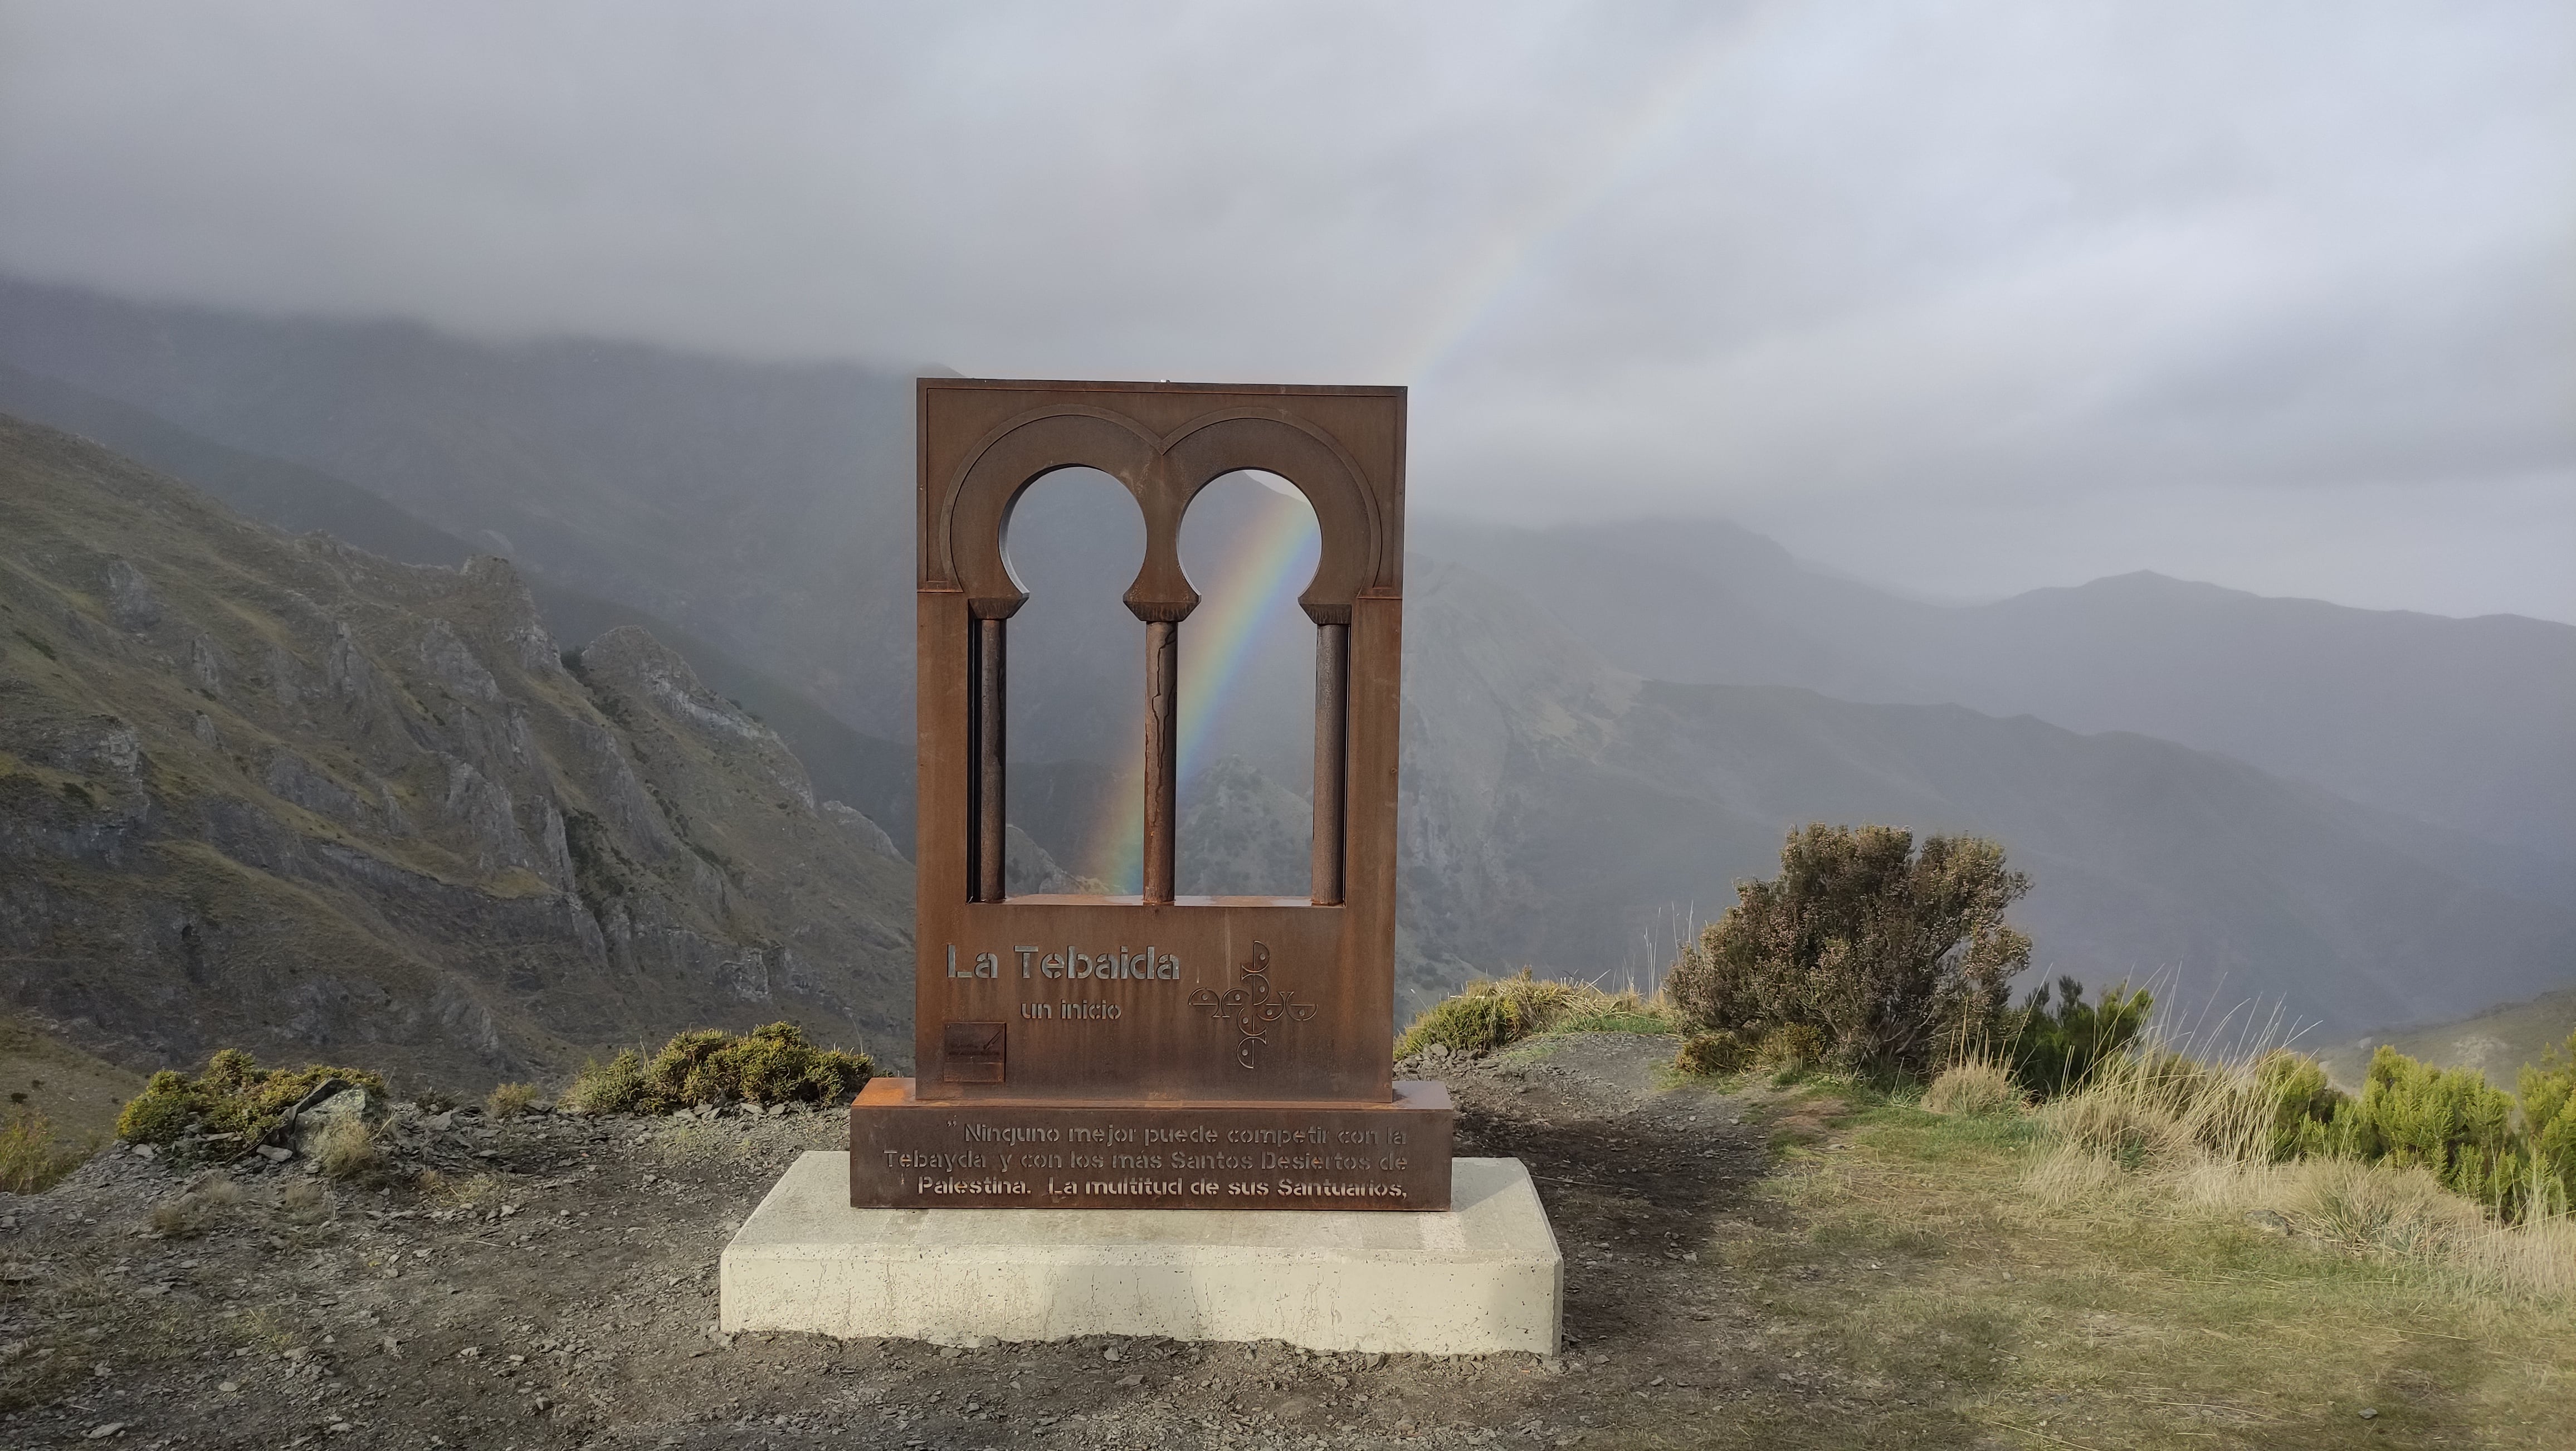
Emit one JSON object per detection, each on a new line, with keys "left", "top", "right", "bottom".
{"left": 0, "top": 1038, "right": 1841, "bottom": 1450}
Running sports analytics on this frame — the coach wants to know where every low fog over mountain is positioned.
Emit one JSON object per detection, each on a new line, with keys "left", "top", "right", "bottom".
{"left": 4, "top": 277, "right": 2567, "bottom": 1053}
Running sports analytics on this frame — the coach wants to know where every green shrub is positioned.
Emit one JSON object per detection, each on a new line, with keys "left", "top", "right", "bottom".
{"left": 2520, "top": 1034, "right": 2576, "bottom": 1215}
{"left": 1674, "top": 1030, "right": 1752, "bottom": 1077}
{"left": 564, "top": 1022, "right": 871, "bottom": 1114}
{"left": 2254, "top": 1049, "right": 2346, "bottom": 1160}
{"left": 115, "top": 1075, "right": 197, "bottom": 1145}
{"left": 114, "top": 1050, "right": 388, "bottom": 1150}
{"left": 2335, "top": 1046, "right": 2529, "bottom": 1216}
{"left": 564, "top": 1049, "right": 650, "bottom": 1114}
{"left": 2006, "top": 976, "right": 2150, "bottom": 1097}
{"left": 1667, "top": 824, "right": 2029, "bottom": 1077}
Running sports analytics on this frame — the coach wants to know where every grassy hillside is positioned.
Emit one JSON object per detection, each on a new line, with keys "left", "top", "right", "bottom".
{"left": 0, "top": 414, "right": 912, "bottom": 1088}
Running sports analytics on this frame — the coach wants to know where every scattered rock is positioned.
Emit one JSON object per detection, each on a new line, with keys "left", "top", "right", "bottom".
{"left": 2245, "top": 1210, "right": 2291, "bottom": 1235}
{"left": 2361, "top": 1408, "right": 2379, "bottom": 1420}
{"left": 255, "top": 1145, "right": 294, "bottom": 1163}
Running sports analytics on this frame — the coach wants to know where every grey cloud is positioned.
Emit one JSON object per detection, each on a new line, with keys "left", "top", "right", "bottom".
{"left": 0, "top": 0, "right": 2567, "bottom": 618}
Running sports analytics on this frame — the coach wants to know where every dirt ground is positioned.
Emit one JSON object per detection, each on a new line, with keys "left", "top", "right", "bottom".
{"left": 0, "top": 1033, "right": 1953, "bottom": 1450}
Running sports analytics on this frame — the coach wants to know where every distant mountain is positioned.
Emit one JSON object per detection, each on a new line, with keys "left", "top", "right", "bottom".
{"left": 0, "top": 415, "right": 912, "bottom": 1087}
{"left": 1414, "top": 515, "right": 2576, "bottom": 868}
{"left": 1384, "top": 559, "right": 2576, "bottom": 1031}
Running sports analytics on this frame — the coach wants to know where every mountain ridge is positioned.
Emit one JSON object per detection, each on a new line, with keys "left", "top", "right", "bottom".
{"left": 0, "top": 413, "right": 912, "bottom": 1088}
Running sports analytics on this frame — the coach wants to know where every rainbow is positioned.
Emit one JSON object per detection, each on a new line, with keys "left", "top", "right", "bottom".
{"left": 1058, "top": 17, "right": 1761, "bottom": 887}
{"left": 1075, "top": 480, "right": 1321, "bottom": 889}
{"left": 1373, "top": 11, "right": 1762, "bottom": 386}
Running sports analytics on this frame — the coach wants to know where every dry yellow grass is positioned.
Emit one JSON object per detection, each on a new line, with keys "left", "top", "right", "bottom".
{"left": 484, "top": 1082, "right": 538, "bottom": 1119}
{"left": 1751, "top": 1083, "right": 2576, "bottom": 1449}
{"left": 310, "top": 1116, "right": 385, "bottom": 1182}
{"left": 0, "top": 1110, "right": 83, "bottom": 1193}
{"left": 1921, "top": 1059, "right": 2024, "bottom": 1117}
{"left": 2016, "top": 1038, "right": 2576, "bottom": 1298}
{"left": 277, "top": 1177, "right": 332, "bottom": 1223}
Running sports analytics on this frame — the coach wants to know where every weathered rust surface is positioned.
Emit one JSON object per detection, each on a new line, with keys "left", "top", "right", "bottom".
{"left": 873, "top": 378, "right": 1437, "bottom": 1207}
{"left": 1141, "top": 617, "right": 1179, "bottom": 905}
{"left": 850, "top": 1077, "right": 1454, "bottom": 1211}
{"left": 970, "top": 616, "right": 1006, "bottom": 904}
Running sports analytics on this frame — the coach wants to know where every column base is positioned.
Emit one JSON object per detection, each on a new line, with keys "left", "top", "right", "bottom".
{"left": 721, "top": 1152, "right": 1560, "bottom": 1355}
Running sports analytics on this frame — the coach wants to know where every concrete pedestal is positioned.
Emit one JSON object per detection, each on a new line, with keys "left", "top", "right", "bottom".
{"left": 720, "top": 1153, "right": 1560, "bottom": 1355}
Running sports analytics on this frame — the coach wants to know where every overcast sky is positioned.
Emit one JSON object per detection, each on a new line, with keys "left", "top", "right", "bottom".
{"left": 2, "top": 2, "right": 2569, "bottom": 620}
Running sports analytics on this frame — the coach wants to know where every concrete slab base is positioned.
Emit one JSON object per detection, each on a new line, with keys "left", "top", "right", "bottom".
{"left": 720, "top": 1153, "right": 1561, "bottom": 1355}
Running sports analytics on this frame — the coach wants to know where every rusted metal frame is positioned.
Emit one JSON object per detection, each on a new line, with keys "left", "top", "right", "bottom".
{"left": 969, "top": 613, "right": 1007, "bottom": 903}
{"left": 1141, "top": 619, "right": 1180, "bottom": 903}
{"left": 1310, "top": 621, "right": 1349, "bottom": 905}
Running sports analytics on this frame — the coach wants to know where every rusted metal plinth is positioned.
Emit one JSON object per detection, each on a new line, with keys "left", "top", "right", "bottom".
{"left": 849, "top": 1077, "right": 1454, "bottom": 1211}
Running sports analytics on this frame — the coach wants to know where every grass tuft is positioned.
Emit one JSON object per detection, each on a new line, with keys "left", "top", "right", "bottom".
{"left": 1921, "top": 1059, "right": 2025, "bottom": 1117}
{"left": 310, "top": 1116, "right": 387, "bottom": 1182}
{"left": 277, "top": 1178, "right": 331, "bottom": 1224}
{"left": 0, "top": 1111, "right": 84, "bottom": 1193}
{"left": 147, "top": 1175, "right": 243, "bottom": 1238}
{"left": 484, "top": 1082, "right": 539, "bottom": 1119}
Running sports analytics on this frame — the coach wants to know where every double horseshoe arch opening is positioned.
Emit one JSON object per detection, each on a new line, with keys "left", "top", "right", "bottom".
{"left": 936, "top": 406, "right": 1383, "bottom": 907}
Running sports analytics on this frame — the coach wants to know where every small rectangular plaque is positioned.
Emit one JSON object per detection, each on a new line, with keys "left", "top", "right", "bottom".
{"left": 939, "top": 1021, "right": 1007, "bottom": 1084}
{"left": 849, "top": 1077, "right": 1454, "bottom": 1211}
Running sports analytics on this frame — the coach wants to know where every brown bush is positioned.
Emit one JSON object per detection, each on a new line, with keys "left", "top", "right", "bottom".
{"left": 1667, "top": 824, "right": 2028, "bottom": 1077}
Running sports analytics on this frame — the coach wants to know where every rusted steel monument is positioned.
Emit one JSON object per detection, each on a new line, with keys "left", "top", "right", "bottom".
{"left": 847, "top": 378, "right": 1454, "bottom": 1210}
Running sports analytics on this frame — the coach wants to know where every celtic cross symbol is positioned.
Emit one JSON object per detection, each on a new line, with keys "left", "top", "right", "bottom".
{"left": 1188, "top": 940, "right": 1318, "bottom": 1069}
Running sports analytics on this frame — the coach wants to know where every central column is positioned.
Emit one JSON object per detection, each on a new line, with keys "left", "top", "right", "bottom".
{"left": 1141, "top": 619, "right": 1180, "bottom": 903}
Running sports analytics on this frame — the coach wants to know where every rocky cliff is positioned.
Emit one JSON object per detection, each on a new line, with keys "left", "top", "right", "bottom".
{"left": 0, "top": 415, "right": 911, "bottom": 1087}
